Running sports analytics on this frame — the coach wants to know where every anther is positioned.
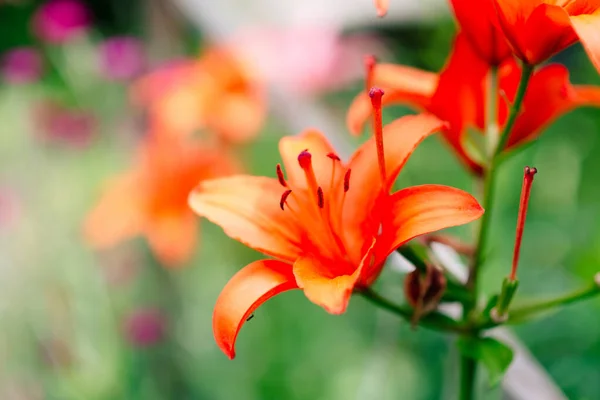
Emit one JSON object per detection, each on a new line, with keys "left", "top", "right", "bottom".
{"left": 297, "top": 150, "right": 312, "bottom": 170}
{"left": 344, "top": 169, "right": 352, "bottom": 192}
{"left": 327, "top": 152, "right": 341, "bottom": 162}
{"left": 280, "top": 189, "right": 293, "bottom": 211}
{"left": 317, "top": 187, "right": 324, "bottom": 208}
{"left": 276, "top": 164, "right": 287, "bottom": 187}
{"left": 369, "top": 87, "right": 387, "bottom": 186}
{"left": 510, "top": 166, "right": 537, "bottom": 281}
{"left": 374, "top": 0, "right": 389, "bottom": 18}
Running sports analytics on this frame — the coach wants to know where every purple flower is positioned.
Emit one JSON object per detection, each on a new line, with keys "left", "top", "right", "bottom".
{"left": 99, "top": 37, "right": 146, "bottom": 80}
{"left": 32, "top": 0, "right": 91, "bottom": 44}
{"left": 124, "top": 308, "right": 166, "bottom": 347}
{"left": 1, "top": 48, "right": 43, "bottom": 84}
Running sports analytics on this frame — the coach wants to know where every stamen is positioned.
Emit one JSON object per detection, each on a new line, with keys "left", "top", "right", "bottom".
{"left": 364, "top": 55, "right": 377, "bottom": 93}
{"left": 510, "top": 166, "right": 537, "bottom": 281}
{"left": 280, "top": 189, "right": 293, "bottom": 210}
{"left": 327, "top": 152, "right": 340, "bottom": 162}
{"left": 344, "top": 169, "right": 351, "bottom": 192}
{"left": 297, "top": 150, "right": 320, "bottom": 198}
{"left": 317, "top": 187, "right": 324, "bottom": 209}
{"left": 276, "top": 164, "right": 287, "bottom": 187}
{"left": 369, "top": 87, "right": 387, "bottom": 186}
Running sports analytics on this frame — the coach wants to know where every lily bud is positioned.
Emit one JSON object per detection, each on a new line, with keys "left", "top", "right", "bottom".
{"left": 404, "top": 263, "right": 447, "bottom": 326}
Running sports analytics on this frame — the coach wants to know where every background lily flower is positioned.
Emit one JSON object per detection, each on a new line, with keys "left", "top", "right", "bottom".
{"left": 85, "top": 135, "right": 237, "bottom": 267}
{"left": 32, "top": 0, "right": 91, "bottom": 44}
{"left": 189, "top": 113, "right": 483, "bottom": 359}
{"left": 1, "top": 47, "right": 43, "bottom": 84}
{"left": 449, "top": 0, "right": 512, "bottom": 65}
{"left": 98, "top": 36, "right": 146, "bottom": 81}
{"left": 347, "top": 34, "right": 600, "bottom": 174}
{"left": 492, "top": 0, "right": 600, "bottom": 70}
{"left": 132, "top": 48, "right": 266, "bottom": 143}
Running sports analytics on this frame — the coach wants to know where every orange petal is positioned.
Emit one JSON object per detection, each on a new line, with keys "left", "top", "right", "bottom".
{"left": 346, "top": 64, "right": 437, "bottom": 135}
{"left": 492, "top": 0, "right": 541, "bottom": 61}
{"left": 213, "top": 259, "right": 298, "bottom": 359}
{"left": 145, "top": 212, "right": 197, "bottom": 267}
{"left": 571, "top": 11, "right": 600, "bottom": 73}
{"left": 293, "top": 239, "right": 376, "bottom": 314}
{"left": 84, "top": 172, "right": 145, "bottom": 249}
{"left": 374, "top": 0, "right": 390, "bottom": 16}
{"left": 210, "top": 93, "right": 265, "bottom": 143}
{"left": 508, "top": 63, "right": 600, "bottom": 147}
{"left": 450, "top": 0, "right": 512, "bottom": 64}
{"left": 521, "top": 4, "right": 576, "bottom": 64}
{"left": 189, "top": 175, "right": 302, "bottom": 262}
{"left": 278, "top": 129, "right": 340, "bottom": 189}
{"left": 378, "top": 184, "right": 483, "bottom": 261}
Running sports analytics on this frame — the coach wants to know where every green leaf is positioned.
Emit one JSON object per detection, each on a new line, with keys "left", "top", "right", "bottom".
{"left": 457, "top": 337, "right": 514, "bottom": 387}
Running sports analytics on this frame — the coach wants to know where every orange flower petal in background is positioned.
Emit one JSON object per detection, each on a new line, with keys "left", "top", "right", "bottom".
{"left": 191, "top": 104, "right": 483, "bottom": 358}
{"left": 450, "top": 0, "right": 512, "bottom": 65}
{"left": 213, "top": 259, "right": 298, "bottom": 359}
{"left": 374, "top": 0, "right": 390, "bottom": 17}
{"left": 492, "top": 0, "right": 600, "bottom": 69}
{"left": 85, "top": 135, "right": 237, "bottom": 267}
{"left": 348, "top": 31, "right": 600, "bottom": 174}
{"left": 132, "top": 47, "right": 266, "bottom": 143}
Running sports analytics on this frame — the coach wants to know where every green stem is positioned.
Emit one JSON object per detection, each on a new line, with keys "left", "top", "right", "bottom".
{"left": 494, "top": 63, "right": 534, "bottom": 157}
{"left": 486, "top": 67, "right": 500, "bottom": 159}
{"left": 459, "top": 353, "right": 477, "bottom": 400}
{"left": 479, "top": 278, "right": 600, "bottom": 329}
{"left": 357, "top": 288, "right": 467, "bottom": 333}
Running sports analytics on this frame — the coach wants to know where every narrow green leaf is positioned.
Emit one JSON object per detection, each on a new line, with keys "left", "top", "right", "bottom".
{"left": 457, "top": 337, "right": 514, "bottom": 387}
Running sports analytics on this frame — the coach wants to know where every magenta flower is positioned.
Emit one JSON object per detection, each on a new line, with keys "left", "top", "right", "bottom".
{"left": 98, "top": 36, "right": 146, "bottom": 81}
{"left": 1, "top": 47, "right": 43, "bottom": 84}
{"left": 32, "top": 0, "right": 90, "bottom": 44}
{"left": 124, "top": 308, "right": 166, "bottom": 347}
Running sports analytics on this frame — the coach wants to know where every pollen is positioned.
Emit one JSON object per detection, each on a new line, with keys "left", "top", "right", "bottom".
{"left": 276, "top": 163, "right": 287, "bottom": 187}
{"left": 280, "top": 189, "right": 293, "bottom": 210}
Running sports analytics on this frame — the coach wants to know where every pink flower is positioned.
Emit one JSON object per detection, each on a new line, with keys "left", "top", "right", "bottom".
{"left": 1, "top": 47, "right": 43, "bottom": 84}
{"left": 0, "top": 187, "right": 21, "bottom": 231}
{"left": 124, "top": 308, "right": 166, "bottom": 347}
{"left": 230, "top": 27, "right": 386, "bottom": 96}
{"left": 32, "top": 0, "right": 90, "bottom": 44}
{"left": 99, "top": 36, "right": 146, "bottom": 81}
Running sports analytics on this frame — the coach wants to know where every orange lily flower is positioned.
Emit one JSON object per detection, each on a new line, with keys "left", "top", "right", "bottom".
{"left": 132, "top": 48, "right": 265, "bottom": 143}
{"left": 189, "top": 93, "right": 484, "bottom": 359}
{"left": 85, "top": 135, "right": 236, "bottom": 267}
{"left": 348, "top": 34, "right": 600, "bottom": 174}
{"left": 491, "top": 0, "right": 600, "bottom": 70}
{"left": 450, "top": 0, "right": 512, "bottom": 65}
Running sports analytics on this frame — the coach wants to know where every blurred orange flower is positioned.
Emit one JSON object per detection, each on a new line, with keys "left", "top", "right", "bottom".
{"left": 85, "top": 135, "right": 237, "bottom": 267}
{"left": 347, "top": 34, "right": 600, "bottom": 174}
{"left": 190, "top": 103, "right": 483, "bottom": 359}
{"left": 492, "top": 0, "right": 600, "bottom": 70}
{"left": 132, "top": 48, "right": 266, "bottom": 144}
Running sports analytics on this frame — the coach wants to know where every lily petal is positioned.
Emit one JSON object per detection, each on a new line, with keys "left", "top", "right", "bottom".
{"left": 492, "top": 0, "right": 542, "bottom": 61}
{"left": 189, "top": 175, "right": 303, "bottom": 262}
{"left": 378, "top": 184, "right": 483, "bottom": 262}
{"left": 571, "top": 11, "right": 600, "bottom": 73}
{"left": 278, "top": 129, "right": 339, "bottom": 189}
{"left": 521, "top": 4, "right": 576, "bottom": 64}
{"left": 213, "top": 259, "right": 298, "bottom": 359}
{"left": 346, "top": 64, "right": 437, "bottom": 135}
{"left": 374, "top": 0, "right": 389, "bottom": 17}
{"left": 294, "top": 239, "right": 376, "bottom": 314}
{"left": 145, "top": 212, "right": 197, "bottom": 267}
{"left": 450, "top": 0, "right": 512, "bottom": 64}
{"left": 84, "top": 172, "right": 146, "bottom": 248}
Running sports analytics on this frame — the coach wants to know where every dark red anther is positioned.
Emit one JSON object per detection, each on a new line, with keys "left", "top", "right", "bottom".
{"left": 344, "top": 169, "right": 351, "bottom": 192}
{"left": 327, "top": 152, "right": 341, "bottom": 162}
{"left": 276, "top": 163, "right": 287, "bottom": 187}
{"left": 280, "top": 189, "right": 293, "bottom": 210}
{"left": 317, "top": 187, "right": 324, "bottom": 208}
{"left": 297, "top": 150, "right": 312, "bottom": 170}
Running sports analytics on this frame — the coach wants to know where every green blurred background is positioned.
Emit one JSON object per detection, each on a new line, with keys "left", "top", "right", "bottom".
{"left": 1, "top": 1, "right": 600, "bottom": 399}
